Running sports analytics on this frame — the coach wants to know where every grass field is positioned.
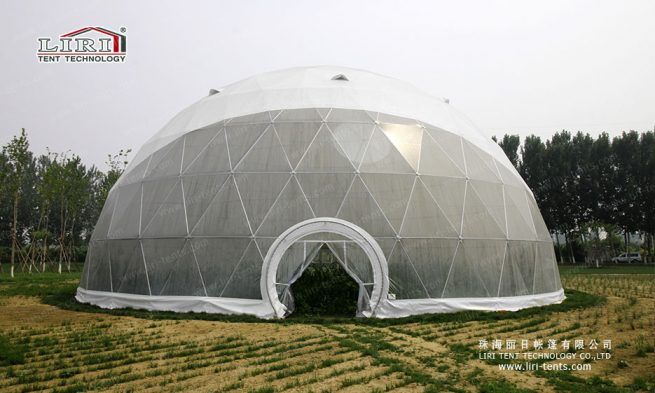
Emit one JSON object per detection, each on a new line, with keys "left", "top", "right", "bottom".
{"left": 0, "top": 266, "right": 653, "bottom": 393}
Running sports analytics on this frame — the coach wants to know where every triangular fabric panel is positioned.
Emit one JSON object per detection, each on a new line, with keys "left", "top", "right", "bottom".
{"left": 419, "top": 176, "right": 466, "bottom": 235}
{"left": 380, "top": 124, "right": 423, "bottom": 171}
{"left": 296, "top": 125, "right": 355, "bottom": 173}
{"left": 400, "top": 179, "right": 459, "bottom": 237}
{"left": 256, "top": 177, "right": 315, "bottom": 236}
{"left": 359, "top": 126, "right": 415, "bottom": 174}
{"left": 401, "top": 238, "right": 458, "bottom": 297}
{"left": 527, "top": 196, "right": 553, "bottom": 241}
{"left": 221, "top": 240, "right": 264, "bottom": 299}
{"left": 184, "top": 127, "right": 231, "bottom": 174}
{"left": 419, "top": 131, "right": 466, "bottom": 177}
{"left": 191, "top": 176, "right": 251, "bottom": 236}
{"left": 91, "top": 190, "right": 117, "bottom": 241}
{"left": 225, "top": 123, "right": 269, "bottom": 167}
{"left": 274, "top": 108, "right": 323, "bottom": 122}
{"left": 337, "top": 176, "right": 396, "bottom": 237}
{"left": 296, "top": 173, "right": 354, "bottom": 217}
{"left": 462, "top": 140, "right": 502, "bottom": 182}
{"left": 498, "top": 241, "right": 534, "bottom": 297}
{"left": 182, "top": 125, "right": 223, "bottom": 172}
{"left": 109, "top": 240, "right": 150, "bottom": 295}
{"left": 378, "top": 113, "right": 417, "bottom": 125}
{"left": 443, "top": 240, "right": 506, "bottom": 298}
{"left": 182, "top": 174, "right": 230, "bottom": 231}
{"left": 140, "top": 177, "right": 178, "bottom": 232}
{"left": 192, "top": 237, "right": 251, "bottom": 297}
{"left": 85, "top": 241, "right": 111, "bottom": 292}
{"left": 496, "top": 161, "right": 524, "bottom": 188}
{"left": 142, "top": 239, "right": 205, "bottom": 296}
{"left": 386, "top": 242, "right": 430, "bottom": 299}
{"left": 504, "top": 185, "right": 538, "bottom": 241}
{"left": 142, "top": 179, "right": 187, "bottom": 237}
{"left": 228, "top": 111, "right": 271, "bottom": 124}
{"left": 461, "top": 181, "right": 506, "bottom": 239}
{"left": 235, "top": 126, "right": 292, "bottom": 172}
{"left": 326, "top": 108, "right": 376, "bottom": 123}
{"left": 424, "top": 127, "right": 466, "bottom": 174}
{"left": 328, "top": 122, "right": 376, "bottom": 169}
{"left": 533, "top": 242, "right": 560, "bottom": 294}
{"left": 108, "top": 183, "right": 142, "bottom": 239}
{"left": 145, "top": 138, "right": 184, "bottom": 179}
{"left": 469, "top": 180, "right": 507, "bottom": 236}
{"left": 360, "top": 173, "right": 415, "bottom": 233}
{"left": 235, "top": 173, "right": 291, "bottom": 231}
{"left": 274, "top": 122, "right": 322, "bottom": 168}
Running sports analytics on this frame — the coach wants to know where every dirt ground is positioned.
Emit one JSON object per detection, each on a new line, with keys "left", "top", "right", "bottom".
{"left": 0, "top": 273, "right": 653, "bottom": 392}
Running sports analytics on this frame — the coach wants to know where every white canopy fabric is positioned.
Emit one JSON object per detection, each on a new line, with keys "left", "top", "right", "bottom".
{"left": 124, "top": 66, "right": 520, "bottom": 186}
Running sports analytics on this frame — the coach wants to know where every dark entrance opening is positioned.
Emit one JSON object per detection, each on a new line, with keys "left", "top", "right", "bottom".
{"left": 288, "top": 244, "right": 359, "bottom": 316}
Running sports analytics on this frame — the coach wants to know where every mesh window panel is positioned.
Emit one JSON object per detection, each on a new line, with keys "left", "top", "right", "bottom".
{"left": 221, "top": 240, "right": 264, "bottom": 299}
{"left": 256, "top": 177, "right": 314, "bottom": 236}
{"left": 534, "top": 241, "right": 561, "bottom": 293}
{"left": 296, "top": 173, "right": 354, "bottom": 217}
{"left": 360, "top": 173, "right": 415, "bottom": 233}
{"left": 400, "top": 179, "right": 459, "bottom": 238}
{"left": 419, "top": 176, "right": 466, "bottom": 234}
{"left": 85, "top": 240, "right": 111, "bottom": 292}
{"left": 380, "top": 124, "right": 423, "bottom": 171}
{"left": 296, "top": 125, "right": 355, "bottom": 173}
{"left": 225, "top": 122, "right": 269, "bottom": 166}
{"left": 442, "top": 240, "right": 505, "bottom": 298}
{"left": 182, "top": 174, "right": 230, "bottom": 231}
{"left": 191, "top": 176, "right": 251, "bottom": 236}
{"left": 418, "top": 130, "right": 466, "bottom": 177}
{"left": 109, "top": 240, "right": 150, "bottom": 295}
{"left": 192, "top": 238, "right": 251, "bottom": 297}
{"left": 91, "top": 191, "right": 118, "bottom": 241}
{"left": 424, "top": 127, "right": 466, "bottom": 174}
{"left": 145, "top": 138, "right": 183, "bottom": 179}
{"left": 183, "top": 127, "right": 231, "bottom": 174}
{"left": 107, "top": 183, "right": 142, "bottom": 239}
{"left": 401, "top": 238, "right": 458, "bottom": 297}
{"left": 274, "top": 122, "right": 322, "bottom": 168}
{"left": 504, "top": 185, "right": 538, "bottom": 241}
{"left": 337, "top": 177, "right": 396, "bottom": 237}
{"left": 236, "top": 127, "right": 292, "bottom": 172}
{"left": 461, "top": 181, "right": 506, "bottom": 239}
{"left": 141, "top": 179, "right": 187, "bottom": 237}
{"left": 359, "top": 127, "right": 415, "bottom": 174}
{"left": 235, "top": 173, "right": 290, "bottom": 231}
{"left": 142, "top": 239, "right": 206, "bottom": 296}
{"left": 387, "top": 242, "right": 430, "bottom": 299}
{"left": 498, "top": 241, "right": 536, "bottom": 297}
{"left": 328, "top": 122, "right": 376, "bottom": 168}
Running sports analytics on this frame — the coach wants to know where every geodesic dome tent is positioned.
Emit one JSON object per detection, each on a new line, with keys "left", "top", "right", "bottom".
{"left": 77, "top": 66, "right": 564, "bottom": 318}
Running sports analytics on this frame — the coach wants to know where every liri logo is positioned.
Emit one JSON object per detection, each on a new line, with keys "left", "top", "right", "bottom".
{"left": 37, "top": 26, "right": 127, "bottom": 63}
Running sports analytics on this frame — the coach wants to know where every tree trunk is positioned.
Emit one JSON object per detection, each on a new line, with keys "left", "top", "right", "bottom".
{"left": 10, "top": 192, "right": 18, "bottom": 278}
{"left": 555, "top": 231, "right": 562, "bottom": 264}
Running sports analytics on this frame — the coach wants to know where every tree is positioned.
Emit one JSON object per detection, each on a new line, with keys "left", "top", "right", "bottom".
{"left": 494, "top": 134, "right": 521, "bottom": 168}
{"left": 1, "top": 129, "right": 31, "bottom": 277}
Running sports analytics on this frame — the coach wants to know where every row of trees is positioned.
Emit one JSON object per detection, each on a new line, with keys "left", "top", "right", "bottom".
{"left": 0, "top": 128, "right": 652, "bottom": 272}
{"left": 0, "top": 129, "right": 129, "bottom": 276}
{"left": 494, "top": 130, "right": 655, "bottom": 262}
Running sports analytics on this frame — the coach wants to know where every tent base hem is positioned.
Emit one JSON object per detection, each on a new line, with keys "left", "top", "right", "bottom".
{"left": 76, "top": 287, "right": 565, "bottom": 319}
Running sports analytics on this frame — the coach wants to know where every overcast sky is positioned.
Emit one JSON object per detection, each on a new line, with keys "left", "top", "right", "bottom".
{"left": 1, "top": 0, "right": 654, "bottom": 170}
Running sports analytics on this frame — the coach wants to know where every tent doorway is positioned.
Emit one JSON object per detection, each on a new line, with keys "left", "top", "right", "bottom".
{"left": 260, "top": 218, "right": 389, "bottom": 318}
{"left": 286, "top": 243, "right": 360, "bottom": 316}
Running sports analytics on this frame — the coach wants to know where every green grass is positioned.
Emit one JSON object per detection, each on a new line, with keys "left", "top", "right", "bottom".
{"left": 0, "top": 334, "right": 26, "bottom": 366}
{"left": 558, "top": 264, "right": 655, "bottom": 275}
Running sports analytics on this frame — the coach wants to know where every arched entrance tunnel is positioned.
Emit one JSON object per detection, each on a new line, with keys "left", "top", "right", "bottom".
{"left": 260, "top": 218, "right": 389, "bottom": 318}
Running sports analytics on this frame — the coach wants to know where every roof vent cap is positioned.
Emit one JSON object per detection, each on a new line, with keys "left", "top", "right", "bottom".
{"left": 208, "top": 88, "right": 221, "bottom": 96}
{"left": 331, "top": 74, "right": 349, "bottom": 81}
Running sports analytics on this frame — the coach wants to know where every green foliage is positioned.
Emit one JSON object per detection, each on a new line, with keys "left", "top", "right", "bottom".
{"left": 0, "top": 334, "right": 25, "bottom": 366}
{"left": 290, "top": 258, "right": 359, "bottom": 316}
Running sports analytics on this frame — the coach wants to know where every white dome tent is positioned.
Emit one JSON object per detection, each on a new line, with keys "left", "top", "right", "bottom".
{"left": 77, "top": 66, "right": 564, "bottom": 318}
